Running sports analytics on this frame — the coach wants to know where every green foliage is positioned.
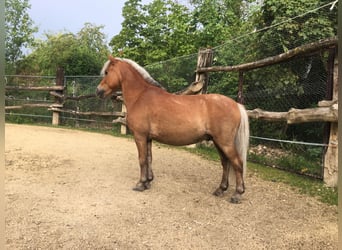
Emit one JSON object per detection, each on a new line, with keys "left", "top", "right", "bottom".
{"left": 18, "top": 23, "right": 109, "bottom": 75}
{"left": 111, "top": 0, "right": 197, "bottom": 65}
{"left": 5, "top": 0, "right": 38, "bottom": 71}
{"left": 111, "top": 0, "right": 254, "bottom": 65}
{"left": 248, "top": 148, "right": 322, "bottom": 178}
{"left": 190, "top": 0, "right": 247, "bottom": 47}
{"left": 145, "top": 56, "right": 197, "bottom": 92}
{"left": 6, "top": 107, "right": 51, "bottom": 124}
{"left": 257, "top": 0, "right": 337, "bottom": 55}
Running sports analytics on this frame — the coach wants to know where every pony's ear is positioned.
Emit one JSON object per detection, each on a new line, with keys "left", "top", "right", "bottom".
{"left": 108, "top": 55, "right": 116, "bottom": 62}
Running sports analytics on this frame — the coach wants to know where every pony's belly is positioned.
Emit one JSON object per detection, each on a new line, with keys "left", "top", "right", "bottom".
{"left": 150, "top": 129, "right": 210, "bottom": 146}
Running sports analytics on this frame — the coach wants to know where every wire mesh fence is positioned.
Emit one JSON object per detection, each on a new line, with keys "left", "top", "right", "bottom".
{"left": 60, "top": 76, "right": 118, "bottom": 129}
{"left": 5, "top": 75, "right": 56, "bottom": 124}
{"left": 5, "top": 75, "right": 121, "bottom": 131}
{"left": 4, "top": 1, "right": 337, "bottom": 179}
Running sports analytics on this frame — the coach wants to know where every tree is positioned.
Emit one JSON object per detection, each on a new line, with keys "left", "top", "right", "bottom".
{"left": 190, "top": 0, "right": 248, "bottom": 47}
{"left": 110, "top": 0, "right": 196, "bottom": 65}
{"left": 5, "top": 0, "right": 37, "bottom": 71}
{"left": 77, "top": 22, "right": 109, "bottom": 56}
{"left": 19, "top": 23, "right": 109, "bottom": 75}
{"left": 256, "top": 0, "right": 337, "bottom": 55}
{"left": 76, "top": 23, "right": 110, "bottom": 73}
{"left": 110, "top": 0, "right": 144, "bottom": 61}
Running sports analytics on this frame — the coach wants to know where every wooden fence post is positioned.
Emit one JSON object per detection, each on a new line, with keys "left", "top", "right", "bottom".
{"left": 120, "top": 103, "right": 127, "bottom": 135}
{"left": 196, "top": 48, "right": 213, "bottom": 94}
{"left": 52, "top": 67, "right": 64, "bottom": 125}
{"left": 237, "top": 71, "right": 244, "bottom": 104}
{"left": 323, "top": 53, "right": 338, "bottom": 187}
{"left": 190, "top": 48, "right": 213, "bottom": 149}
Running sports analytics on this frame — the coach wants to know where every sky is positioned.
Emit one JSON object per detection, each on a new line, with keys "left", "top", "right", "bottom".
{"left": 28, "top": 0, "right": 153, "bottom": 43}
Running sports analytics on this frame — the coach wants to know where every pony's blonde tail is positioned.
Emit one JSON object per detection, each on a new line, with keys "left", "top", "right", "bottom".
{"left": 235, "top": 104, "right": 249, "bottom": 178}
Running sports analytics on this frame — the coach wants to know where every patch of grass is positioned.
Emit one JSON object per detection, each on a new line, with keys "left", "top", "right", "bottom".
{"left": 248, "top": 150, "right": 322, "bottom": 178}
{"left": 184, "top": 144, "right": 337, "bottom": 206}
{"left": 248, "top": 162, "right": 337, "bottom": 206}
{"left": 276, "top": 154, "right": 321, "bottom": 177}
{"left": 185, "top": 144, "right": 220, "bottom": 161}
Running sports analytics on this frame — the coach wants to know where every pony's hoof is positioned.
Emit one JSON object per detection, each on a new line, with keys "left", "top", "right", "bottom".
{"left": 230, "top": 195, "right": 241, "bottom": 204}
{"left": 133, "top": 181, "right": 151, "bottom": 192}
{"left": 133, "top": 182, "right": 146, "bottom": 192}
{"left": 213, "top": 188, "right": 225, "bottom": 197}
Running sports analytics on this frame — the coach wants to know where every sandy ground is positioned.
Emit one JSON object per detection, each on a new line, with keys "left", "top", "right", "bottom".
{"left": 5, "top": 124, "right": 338, "bottom": 249}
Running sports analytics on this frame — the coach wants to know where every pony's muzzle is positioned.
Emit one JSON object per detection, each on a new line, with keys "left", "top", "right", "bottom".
{"left": 96, "top": 87, "right": 105, "bottom": 98}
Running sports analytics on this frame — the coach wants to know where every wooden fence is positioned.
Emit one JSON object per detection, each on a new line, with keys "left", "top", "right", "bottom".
{"left": 196, "top": 37, "right": 338, "bottom": 187}
{"left": 5, "top": 37, "right": 338, "bottom": 186}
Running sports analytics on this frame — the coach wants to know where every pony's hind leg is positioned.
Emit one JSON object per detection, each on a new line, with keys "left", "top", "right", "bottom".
{"left": 213, "top": 139, "right": 245, "bottom": 203}
{"left": 225, "top": 146, "right": 245, "bottom": 203}
{"left": 213, "top": 145, "right": 230, "bottom": 197}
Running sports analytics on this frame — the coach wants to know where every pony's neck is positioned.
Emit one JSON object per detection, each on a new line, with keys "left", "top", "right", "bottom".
{"left": 120, "top": 63, "right": 151, "bottom": 110}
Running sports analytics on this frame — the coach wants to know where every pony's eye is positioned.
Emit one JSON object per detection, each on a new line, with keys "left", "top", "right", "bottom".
{"left": 105, "top": 71, "right": 108, "bottom": 75}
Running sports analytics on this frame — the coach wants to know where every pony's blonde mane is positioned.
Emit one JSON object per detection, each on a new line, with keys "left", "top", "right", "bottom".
{"left": 100, "top": 60, "right": 111, "bottom": 76}
{"left": 100, "top": 58, "right": 164, "bottom": 89}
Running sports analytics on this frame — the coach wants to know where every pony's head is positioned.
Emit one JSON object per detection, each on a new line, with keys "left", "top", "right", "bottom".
{"left": 96, "top": 56, "right": 165, "bottom": 98}
{"left": 96, "top": 55, "right": 122, "bottom": 98}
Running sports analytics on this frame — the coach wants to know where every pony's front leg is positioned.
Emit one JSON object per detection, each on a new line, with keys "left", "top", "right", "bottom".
{"left": 146, "top": 139, "right": 154, "bottom": 184}
{"left": 133, "top": 137, "right": 151, "bottom": 192}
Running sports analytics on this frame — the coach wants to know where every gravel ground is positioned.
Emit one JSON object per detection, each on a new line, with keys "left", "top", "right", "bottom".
{"left": 5, "top": 124, "right": 338, "bottom": 249}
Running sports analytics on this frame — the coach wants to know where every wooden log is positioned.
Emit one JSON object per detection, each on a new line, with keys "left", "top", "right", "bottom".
{"left": 48, "top": 107, "right": 125, "bottom": 117}
{"left": 318, "top": 99, "right": 338, "bottom": 107}
{"left": 51, "top": 67, "right": 65, "bottom": 125}
{"left": 197, "top": 37, "right": 337, "bottom": 73}
{"left": 50, "top": 91, "right": 121, "bottom": 101}
{"left": 247, "top": 104, "right": 338, "bottom": 124}
{"left": 49, "top": 91, "right": 64, "bottom": 99}
{"left": 195, "top": 48, "right": 213, "bottom": 93}
{"left": 52, "top": 112, "right": 60, "bottom": 125}
{"left": 323, "top": 55, "right": 338, "bottom": 187}
{"left": 120, "top": 104, "right": 127, "bottom": 134}
{"left": 237, "top": 71, "right": 244, "bottom": 103}
{"left": 65, "top": 94, "right": 97, "bottom": 101}
{"left": 174, "top": 81, "right": 204, "bottom": 95}
{"left": 50, "top": 103, "right": 63, "bottom": 108}
{"left": 247, "top": 108, "right": 287, "bottom": 121}
{"left": 5, "top": 103, "right": 53, "bottom": 110}
{"left": 5, "top": 85, "right": 64, "bottom": 91}
{"left": 49, "top": 92, "right": 110, "bottom": 101}
{"left": 112, "top": 117, "right": 127, "bottom": 125}
{"left": 287, "top": 106, "right": 338, "bottom": 124}
{"left": 324, "top": 122, "right": 338, "bottom": 186}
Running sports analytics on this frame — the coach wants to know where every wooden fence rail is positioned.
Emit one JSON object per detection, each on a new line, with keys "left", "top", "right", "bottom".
{"left": 197, "top": 37, "right": 337, "bottom": 73}
{"left": 5, "top": 86, "right": 65, "bottom": 91}
{"left": 247, "top": 101, "right": 338, "bottom": 124}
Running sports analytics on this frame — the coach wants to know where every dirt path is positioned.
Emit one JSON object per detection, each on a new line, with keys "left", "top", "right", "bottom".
{"left": 5, "top": 124, "right": 337, "bottom": 249}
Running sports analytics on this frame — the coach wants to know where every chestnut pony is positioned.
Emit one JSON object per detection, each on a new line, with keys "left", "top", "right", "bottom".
{"left": 96, "top": 56, "right": 249, "bottom": 203}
